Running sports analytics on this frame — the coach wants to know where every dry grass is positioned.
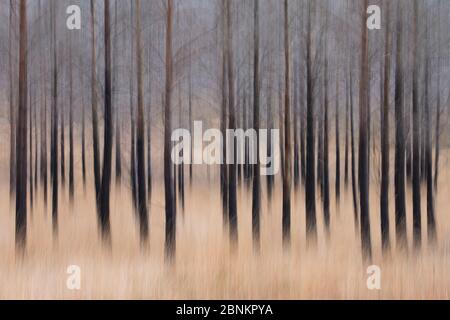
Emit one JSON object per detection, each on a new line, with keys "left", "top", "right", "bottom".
{"left": 0, "top": 151, "right": 449, "bottom": 299}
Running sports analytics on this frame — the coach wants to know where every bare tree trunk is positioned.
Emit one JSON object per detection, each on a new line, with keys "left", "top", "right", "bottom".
{"left": 60, "top": 98, "right": 65, "bottom": 187}
{"left": 114, "top": 1, "right": 122, "bottom": 186}
{"left": 51, "top": 0, "right": 59, "bottom": 235}
{"left": 81, "top": 56, "right": 86, "bottom": 188}
{"left": 394, "top": 2, "right": 407, "bottom": 250}
{"left": 135, "top": 0, "right": 149, "bottom": 245}
{"left": 69, "top": 39, "right": 75, "bottom": 203}
{"left": 282, "top": 0, "right": 291, "bottom": 248}
{"left": 293, "top": 62, "right": 300, "bottom": 189}
{"left": 29, "top": 84, "right": 33, "bottom": 209}
{"left": 349, "top": 70, "right": 359, "bottom": 230}
{"left": 322, "top": 13, "right": 330, "bottom": 235}
{"left": 129, "top": 2, "right": 137, "bottom": 211}
{"left": 90, "top": 0, "right": 101, "bottom": 209}
{"left": 380, "top": 0, "right": 391, "bottom": 253}
{"left": 251, "top": 0, "right": 261, "bottom": 252}
{"left": 99, "top": 0, "right": 113, "bottom": 244}
{"left": 358, "top": 0, "right": 372, "bottom": 261}
{"left": 226, "top": 0, "right": 238, "bottom": 248}
{"left": 335, "top": 74, "right": 340, "bottom": 205}
{"left": 9, "top": 0, "right": 16, "bottom": 200}
{"left": 305, "top": 0, "right": 317, "bottom": 243}
{"left": 164, "top": 0, "right": 176, "bottom": 261}
{"left": 16, "top": 0, "right": 28, "bottom": 252}
{"left": 220, "top": 0, "right": 228, "bottom": 227}
{"left": 412, "top": 0, "right": 421, "bottom": 250}
{"left": 424, "top": 56, "right": 436, "bottom": 245}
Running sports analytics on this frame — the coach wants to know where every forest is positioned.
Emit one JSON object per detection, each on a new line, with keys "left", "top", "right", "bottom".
{"left": 0, "top": 0, "right": 449, "bottom": 299}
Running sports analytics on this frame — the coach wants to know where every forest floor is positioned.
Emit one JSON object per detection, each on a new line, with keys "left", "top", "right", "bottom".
{"left": 0, "top": 152, "right": 449, "bottom": 299}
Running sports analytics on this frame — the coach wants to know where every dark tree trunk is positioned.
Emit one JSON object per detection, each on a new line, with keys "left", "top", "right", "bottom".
{"left": 220, "top": 0, "right": 228, "bottom": 226}
{"left": 411, "top": 0, "right": 421, "bottom": 249}
{"left": 60, "top": 100, "right": 65, "bottom": 187}
{"left": 305, "top": 0, "right": 317, "bottom": 243}
{"left": 90, "top": 0, "right": 101, "bottom": 209}
{"left": 335, "top": 75, "right": 340, "bottom": 205}
{"left": 114, "top": 1, "right": 122, "bottom": 186}
{"left": 293, "top": 63, "right": 300, "bottom": 189}
{"left": 16, "top": 0, "right": 28, "bottom": 252}
{"left": 51, "top": 0, "right": 59, "bottom": 235}
{"left": 29, "top": 85, "right": 33, "bottom": 209}
{"left": 282, "top": 0, "right": 291, "bottom": 248}
{"left": 99, "top": 0, "right": 113, "bottom": 244}
{"left": 164, "top": 0, "right": 176, "bottom": 261}
{"left": 226, "top": 0, "right": 238, "bottom": 248}
{"left": 358, "top": 0, "right": 372, "bottom": 261}
{"left": 251, "top": 0, "right": 261, "bottom": 252}
{"left": 380, "top": 0, "right": 391, "bottom": 253}
{"left": 350, "top": 71, "right": 359, "bottom": 230}
{"left": 322, "top": 14, "right": 330, "bottom": 235}
{"left": 129, "top": 4, "right": 138, "bottom": 211}
{"left": 424, "top": 59, "right": 436, "bottom": 245}
{"left": 9, "top": 0, "right": 16, "bottom": 200}
{"left": 69, "top": 41, "right": 75, "bottom": 203}
{"left": 135, "top": 0, "right": 149, "bottom": 245}
{"left": 394, "top": 3, "right": 407, "bottom": 250}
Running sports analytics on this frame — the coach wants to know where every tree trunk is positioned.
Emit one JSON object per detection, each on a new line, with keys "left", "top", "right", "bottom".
{"left": 9, "top": 0, "right": 16, "bottom": 200}
{"left": 16, "top": 0, "right": 28, "bottom": 252}
{"left": 394, "top": 3, "right": 407, "bottom": 250}
{"left": 380, "top": 0, "right": 391, "bottom": 253}
{"left": 335, "top": 74, "right": 340, "bottom": 205}
{"left": 164, "top": 0, "right": 176, "bottom": 261}
{"left": 51, "top": 0, "right": 59, "bottom": 235}
{"left": 305, "top": 0, "right": 317, "bottom": 243}
{"left": 251, "top": 0, "right": 261, "bottom": 252}
{"left": 226, "top": 0, "right": 238, "bottom": 248}
{"left": 135, "top": 0, "right": 149, "bottom": 245}
{"left": 69, "top": 39, "right": 75, "bottom": 202}
{"left": 282, "top": 0, "right": 291, "bottom": 248}
{"left": 90, "top": 0, "right": 101, "bottom": 208}
{"left": 411, "top": 0, "right": 421, "bottom": 249}
{"left": 99, "top": 0, "right": 113, "bottom": 244}
{"left": 358, "top": 0, "right": 372, "bottom": 261}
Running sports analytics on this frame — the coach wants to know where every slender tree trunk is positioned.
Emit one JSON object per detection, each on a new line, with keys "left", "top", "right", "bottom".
{"left": 29, "top": 84, "right": 34, "bottom": 209}
{"left": 164, "top": 0, "right": 176, "bottom": 261}
{"left": 358, "top": 0, "right": 372, "bottom": 261}
{"left": 349, "top": 71, "right": 359, "bottom": 230}
{"left": 9, "top": 0, "right": 16, "bottom": 200}
{"left": 412, "top": 0, "right": 421, "bottom": 249}
{"left": 225, "top": 0, "right": 238, "bottom": 248}
{"left": 90, "top": 0, "right": 101, "bottom": 209}
{"left": 335, "top": 74, "right": 340, "bottom": 205}
{"left": 69, "top": 40, "right": 75, "bottom": 202}
{"left": 424, "top": 58, "right": 436, "bottom": 245}
{"left": 380, "top": 0, "right": 391, "bottom": 253}
{"left": 135, "top": 0, "right": 149, "bottom": 245}
{"left": 220, "top": 0, "right": 228, "bottom": 227}
{"left": 282, "top": 0, "right": 291, "bottom": 248}
{"left": 129, "top": 3, "right": 137, "bottom": 211}
{"left": 305, "top": 0, "right": 317, "bottom": 243}
{"left": 114, "top": 1, "right": 122, "bottom": 186}
{"left": 81, "top": 57, "right": 86, "bottom": 188}
{"left": 251, "top": 0, "right": 261, "bottom": 252}
{"left": 51, "top": 0, "right": 59, "bottom": 235}
{"left": 322, "top": 13, "right": 330, "bottom": 235}
{"left": 16, "top": 0, "right": 28, "bottom": 252}
{"left": 394, "top": 3, "right": 407, "bottom": 250}
{"left": 99, "top": 0, "right": 113, "bottom": 244}
{"left": 60, "top": 99, "right": 65, "bottom": 187}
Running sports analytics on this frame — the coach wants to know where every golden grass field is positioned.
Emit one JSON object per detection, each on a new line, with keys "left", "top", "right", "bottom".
{"left": 0, "top": 141, "right": 449, "bottom": 300}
